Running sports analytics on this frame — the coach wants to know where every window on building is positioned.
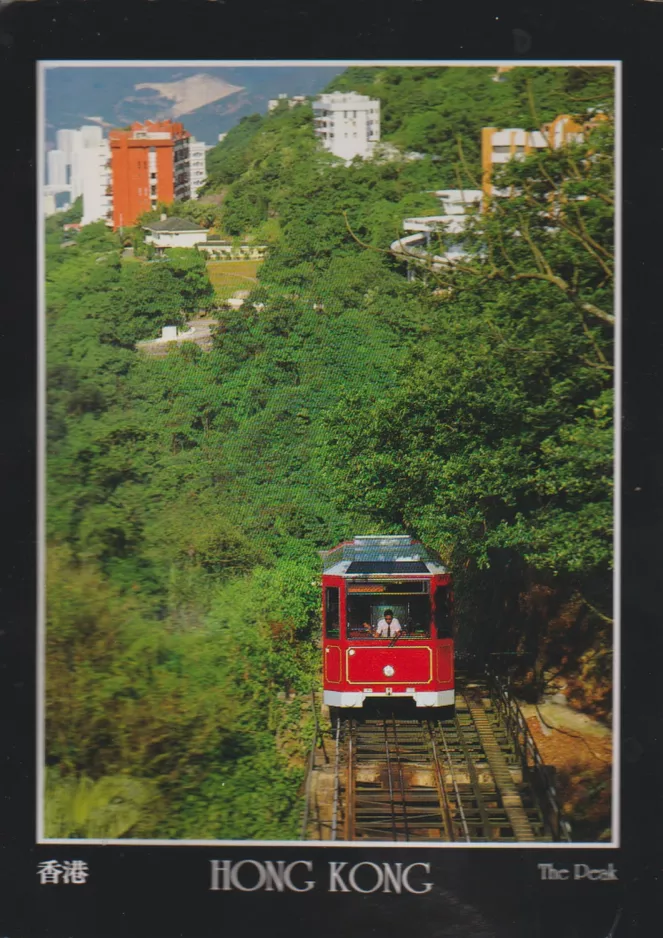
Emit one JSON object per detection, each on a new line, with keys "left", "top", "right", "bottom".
{"left": 434, "top": 585, "right": 453, "bottom": 638}
{"left": 324, "top": 587, "right": 340, "bottom": 639}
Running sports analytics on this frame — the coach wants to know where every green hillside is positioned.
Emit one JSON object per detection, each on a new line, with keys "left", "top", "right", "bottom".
{"left": 45, "top": 65, "right": 614, "bottom": 841}
{"left": 196, "top": 64, "right": 613, "bottom": 241}
{"left": 327, "top": 64, "right": 613, "bottom": 160}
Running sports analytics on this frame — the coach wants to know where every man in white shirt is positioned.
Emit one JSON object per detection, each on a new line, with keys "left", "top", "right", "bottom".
{"left": 375, "top": 609, "right": 402, "bottom": 638}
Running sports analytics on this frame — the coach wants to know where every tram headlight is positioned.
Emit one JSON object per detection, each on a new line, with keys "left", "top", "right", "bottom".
{"left": 383, "top": 665, "right": 395, "bottom": 677}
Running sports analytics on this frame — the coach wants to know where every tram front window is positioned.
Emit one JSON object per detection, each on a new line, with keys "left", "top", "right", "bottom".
{"left": 346, "top": 583, "right": 430, "bottom": 639}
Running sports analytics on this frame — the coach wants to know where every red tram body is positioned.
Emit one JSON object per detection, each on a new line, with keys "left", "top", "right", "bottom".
{"left": 321, "top": 536, "right": 454, "bottom": 710}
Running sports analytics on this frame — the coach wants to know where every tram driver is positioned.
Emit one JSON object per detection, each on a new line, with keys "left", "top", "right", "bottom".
{"left": 375, "top": 609, "right": 402, "bottom": 639}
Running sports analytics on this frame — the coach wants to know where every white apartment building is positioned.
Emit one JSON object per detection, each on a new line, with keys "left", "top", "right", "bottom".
{"left": 80, "top": 124, "right": 103, "bottom": 149}
{"left": 173, "top": 136, "right": 192, "bottom": 203}
{"left": 81, "top": 140, "right": 112, "bottom": 226}
{"left": 267, "top": 93, "right": 308, "bottom": 111}
{"left": 47, "top": 149, "right": 67, "bottom": 186}
{"left": 55, "top": 128, "right": 82, "bottom": 163}
{"left": 70, "top": 148, "right": 86, "bottom": 200}
{"left": 44, "top": 191, "right": 57, "bottom": 218}
{"left": 44, "top": 185, "right": 72, "bottom": 217}
{"left": 312, "top": 91, "right": 380, "bottom": 161}
{"left": 52, "top": 125, "right": 107, "bottom": 200}
{"left": 187, "top": 139, "right": 208, "bottom": 199}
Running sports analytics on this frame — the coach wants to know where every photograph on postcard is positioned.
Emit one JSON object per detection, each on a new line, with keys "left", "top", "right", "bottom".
{"left": 39, "top": 60, "right": 617, "bottom": 848}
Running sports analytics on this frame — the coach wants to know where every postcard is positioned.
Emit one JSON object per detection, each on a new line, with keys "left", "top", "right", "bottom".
{"left": 0, "top": 5, "right": 659, "bottom": 932}
{"left": 39, "top": 55, "right": 618, "bottom": 849}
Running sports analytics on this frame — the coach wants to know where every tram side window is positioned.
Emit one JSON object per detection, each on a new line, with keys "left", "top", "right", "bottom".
{"left": 434, "top": 586, "right": 453, "bottom": 638}
{"left": 325, "top": 587, "right": 340, "bottom": 638}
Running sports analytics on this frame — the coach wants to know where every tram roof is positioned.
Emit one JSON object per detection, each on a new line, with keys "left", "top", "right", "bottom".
{"left": 321, "top": 536, "right": 448, "bottom": 577}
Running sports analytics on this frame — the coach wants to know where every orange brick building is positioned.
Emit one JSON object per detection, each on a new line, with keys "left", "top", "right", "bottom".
{"left": 108, "top": 120, "right": 191, "bottom": 230}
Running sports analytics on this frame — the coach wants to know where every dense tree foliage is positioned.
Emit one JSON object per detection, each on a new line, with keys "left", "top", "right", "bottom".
{"left": 204, "top": 113, "right": 266, "bottom": 189}
{"left": 45, "top": 65, "right": 614, "bottom": 840}
{"left": 324, "top": 118, "right": 614, "bottom": 696}
{"left": 328, "top": 65, "right": 614, "bottom": 183}
{"left": 45, "top": 200, "right": 411, "bottom": 838}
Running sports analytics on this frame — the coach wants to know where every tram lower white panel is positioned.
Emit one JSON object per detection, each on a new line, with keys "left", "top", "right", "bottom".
{"left": 324, "top": 690, "right": 454, "bottom": 708}
{"left": 413, "top": 691, "right": 454, "bottom": 707}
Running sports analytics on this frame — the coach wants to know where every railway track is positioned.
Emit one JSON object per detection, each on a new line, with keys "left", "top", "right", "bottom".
{"left": 327, "top": 681, "right": 550, "bottom": 843}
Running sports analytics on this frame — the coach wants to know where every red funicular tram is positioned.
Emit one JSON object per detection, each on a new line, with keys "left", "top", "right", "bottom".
{"left": 321, "top": 536, "right": 454, "bottom": 711}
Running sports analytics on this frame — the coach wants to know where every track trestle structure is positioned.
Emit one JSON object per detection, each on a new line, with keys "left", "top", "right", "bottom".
{"left": 306, "top": 674, "right": 570, "bottom": 844}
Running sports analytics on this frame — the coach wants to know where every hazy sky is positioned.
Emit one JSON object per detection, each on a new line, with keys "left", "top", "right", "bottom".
{"left": 44, "top": 64, "right": 346, "bottom": 146}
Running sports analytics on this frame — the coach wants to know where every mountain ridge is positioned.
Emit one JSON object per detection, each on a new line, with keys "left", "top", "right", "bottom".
{"left": 45, "top": 65, "right": 344, "bottom": 147}
{"left": 133, "top": 74, "right": 245, "bottom": 119}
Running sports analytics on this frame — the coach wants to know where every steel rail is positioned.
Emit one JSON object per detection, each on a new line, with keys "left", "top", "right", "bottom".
{"left": 453, "top": 699, "right": 495, "bottom": 840}
{"left": 326, "top": 676, "right": 558, "bottom": 844}
{"left": 427, "top": 719, "right": 455, "bottom": 842}
{"left": 437, "top": 720, "right": 472, "bottom": 842}
{"left": 330, "top": 715, "right": 342, "bottom": 841}
{"left": 382, "top": 719, "right": 398, "bottom": 841}
{"left": 484, "top": 670, "right": 565, "bottom": 840}
{"left": 344, "top": 720, "right": 355, "bottom": 841}
{"left": 299, "top": 736, "right": 316, "bottom": 840}
{"left": 391, "top": 717, "right": 410, "bottom": 842}
{"left": 299, "top": 690, "right": 321, "bottom": 839}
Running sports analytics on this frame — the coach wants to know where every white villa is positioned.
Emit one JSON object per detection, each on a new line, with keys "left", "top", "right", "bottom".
{"left": 391, "top": 189, "right": 484, "bottom": 271}
{"left": 143, "top": 216, "right": 210, "bottom": 250}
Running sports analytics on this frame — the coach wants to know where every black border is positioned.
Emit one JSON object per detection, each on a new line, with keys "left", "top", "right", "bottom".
{"left": 1, "top": 1, "right": 662, "bottom": 935}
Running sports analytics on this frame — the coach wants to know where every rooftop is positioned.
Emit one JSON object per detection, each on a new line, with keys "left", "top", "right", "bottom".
{"left": 144, "top": 217, "right": 207, "bottom": 233}
{"left": 322, "top": 536, "right": 447, "bottom": 577}
{"left": 313, "top": 91, "right": 379, "bottom": 107}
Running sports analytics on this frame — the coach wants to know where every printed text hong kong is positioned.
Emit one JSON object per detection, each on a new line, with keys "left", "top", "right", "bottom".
{"left": 210, "top": 860, "right": 433, "bottom": 894}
